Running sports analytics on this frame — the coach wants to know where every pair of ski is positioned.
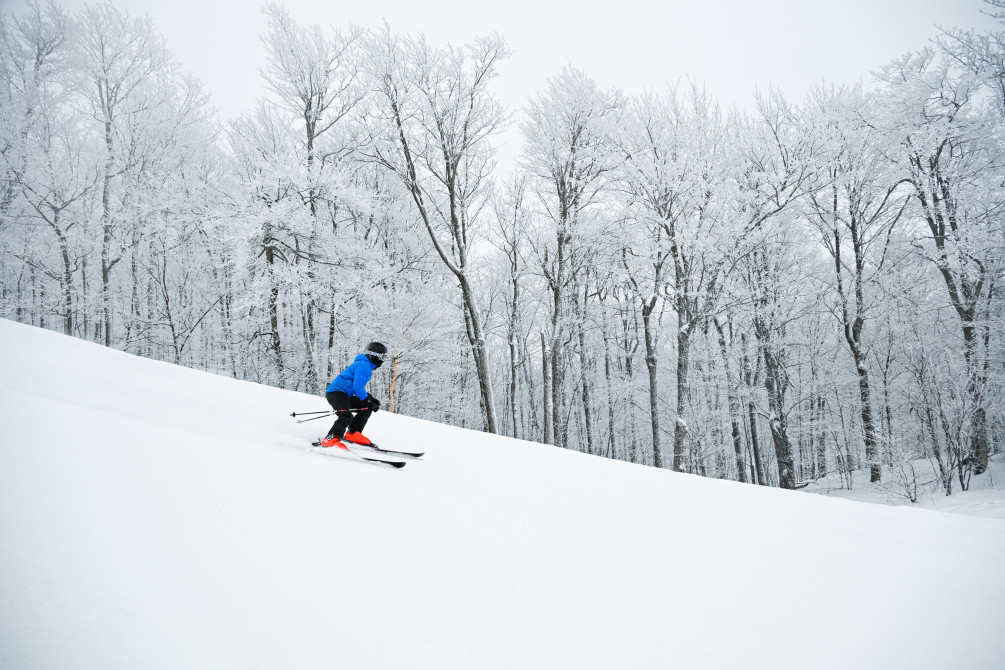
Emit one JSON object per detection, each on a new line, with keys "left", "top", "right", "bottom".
{"left": 311, "top": 440, "right": 423, "bottom": 469}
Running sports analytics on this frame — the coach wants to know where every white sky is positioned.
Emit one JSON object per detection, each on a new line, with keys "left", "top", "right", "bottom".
{"left": 2, "top": 0, "right": 1000, "bottom": 166}
{"left": 4, "top": 0, "right": 999, "bottom": 116}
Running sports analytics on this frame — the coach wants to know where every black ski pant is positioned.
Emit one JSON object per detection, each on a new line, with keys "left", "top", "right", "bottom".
{"left": 325, "top": 391, "right": 372, "bottom": 439}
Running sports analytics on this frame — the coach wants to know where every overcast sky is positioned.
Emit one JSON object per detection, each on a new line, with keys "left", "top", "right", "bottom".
{"left": 2, "top": 0, "right": 1000, "bottom": 163}
{"left": 4, "top": 0, "right": 999, "bottom": 115}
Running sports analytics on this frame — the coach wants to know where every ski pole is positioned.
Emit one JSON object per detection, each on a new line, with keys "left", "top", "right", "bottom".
{"left": 294, "top": 408, "right": 378, "bottom": 424}
{"left": 292, "top": 408, "right": 373, "bottom": 418}
{"left": 297, "top": 413, "right": 334, "bottom": 424}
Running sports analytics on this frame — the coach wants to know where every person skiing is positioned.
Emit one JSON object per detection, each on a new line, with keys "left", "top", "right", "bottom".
{"left": 319, "top": 342, "right": 387, "bottom": 449}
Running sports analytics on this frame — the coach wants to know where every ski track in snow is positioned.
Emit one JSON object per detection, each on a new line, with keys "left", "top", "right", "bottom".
{"left": 1, "top": 318, "right": 1004, "bottom": 669}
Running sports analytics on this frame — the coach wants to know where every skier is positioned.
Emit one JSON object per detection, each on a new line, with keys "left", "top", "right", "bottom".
{"left": 319, "top": 342, "right": 387, "bottom": 449}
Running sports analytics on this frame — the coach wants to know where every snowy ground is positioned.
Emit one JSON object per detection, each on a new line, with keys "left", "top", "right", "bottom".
{"left": 2, "top": 318, "right": 1004, "bottom": 670}
{"left": 803, "top": 454, "right": 1005, "bottom": 521}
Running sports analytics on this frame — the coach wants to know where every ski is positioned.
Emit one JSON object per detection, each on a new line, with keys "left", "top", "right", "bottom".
{"left": 360, "top": 442, "right": 424, "bottom": 458}
{"left": 312, "top": 440, "right": 423, "bottom": 458}
{"left": 310, "top": 442, "right": 405, "bottom": 468}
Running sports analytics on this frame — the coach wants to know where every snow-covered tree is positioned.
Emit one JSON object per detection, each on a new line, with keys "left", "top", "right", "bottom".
{"left": 365, "top": 26, "right": 509, "bottom": 433}
{"left": 733, "top": 91, "right": 816, "bottom": 489}
{"left": 876, "top": 42, "right": 1005, "bottom": 475}
{"left": 802, "top": 84, "right": 913, "bottom": 482}
{"left": 614, "top": 83, "right": 734, "bottom": 470}
{"left": 74, "top": 1, "right": 176, "bottom": 347}
{"left": 521, "top": 65, "right": 620, "bottom": 450}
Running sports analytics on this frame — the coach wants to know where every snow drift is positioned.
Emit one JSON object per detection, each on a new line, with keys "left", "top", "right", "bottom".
{"left": 1, "top": 318, "right": 1003, "bottom": 669}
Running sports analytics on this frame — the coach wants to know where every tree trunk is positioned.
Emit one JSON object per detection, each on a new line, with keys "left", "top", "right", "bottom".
{"left": 458, "top": 275, "right": 497, "bottom": 434}
{"left": 714, "top": 318, "right": 746, "bottom": 483}
{"left": 551, "top": 333, "right": 564, "bottom": 448}
{"left": 578, "top": 313, "right": 595, "bottom": 455}
{"left": 507, "top": 265, "right": 520, "bottom": 439}
{"left": 601, "top": 315, "right": 617, "bottom": 459}
{"left": 327, "top": 305, "right": 336, "bottom": 381}
{"left": 641, "top": 299, "right": 662, "bottom": 468}
{"left": 762, "top": 346, "right": 796, "bottom": 489}
{"left": 816, "top": 396, "right": 828, "bottom": 478}
{"left": 851, "top": 349, "right": 881, "bottom": 483}
{"left": 263, "top": 224, "right": 283, "bottom": 385}
{"left": 962, "top": 328, "right": 990, "bottom": 475}
{"left": 748, "top": 400, "right": 765, "bottom": 485}
{"left": 541, "top": 332, "right": 553, "bottom": 445}
{"left": 49, "top": 213, "right": 74, "bottom": 336}
{"left": 548, "top": 257, "right": 566, "bottom": 449}
{"left": 672, "top": 329, "right": 691, "bottom": 472}
{"left": 100, "top": 118, "right": 114, "bottom": 348}
{"left": 740, "top": 333, "right": 765, "bottom": 485}
{"left": 389, "top": 353, "right": 400, "bottom": 413}
{"left": 126, "top": 206, "right": 140, "bottom": 354}
{"left": 578, "top": 289, "right": 590, "bottom": 456}
{"left": 508, "top": 330, "right": 519, "bottom": 439}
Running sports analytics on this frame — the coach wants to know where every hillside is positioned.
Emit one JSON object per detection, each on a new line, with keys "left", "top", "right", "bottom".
{"left": 1, "top": 318, "right": 1003, "bottom": 669}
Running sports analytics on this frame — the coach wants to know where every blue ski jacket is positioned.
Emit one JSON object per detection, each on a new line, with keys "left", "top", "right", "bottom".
{"left": 326, "top": 353, "right": 376, "bottom": 400}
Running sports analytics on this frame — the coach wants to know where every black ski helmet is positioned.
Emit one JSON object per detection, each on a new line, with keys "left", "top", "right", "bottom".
{"left": 365, "top": 341, "right": 388, "bottom": 367}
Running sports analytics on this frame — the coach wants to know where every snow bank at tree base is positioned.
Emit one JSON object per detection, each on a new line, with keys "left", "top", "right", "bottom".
{"left": 803, "top": 455, "right": 1005, "bottom": 520}
{"left": 1, "top": 318, "right": 1004, "bottom": 670}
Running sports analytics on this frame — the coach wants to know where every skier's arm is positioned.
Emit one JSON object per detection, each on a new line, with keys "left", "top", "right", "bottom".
{"left": 352, "top": 363, "right": 371, "bottom": 400}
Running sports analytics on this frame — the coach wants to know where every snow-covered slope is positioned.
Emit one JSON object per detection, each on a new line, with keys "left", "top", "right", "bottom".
{"left": 1, "top": 318, "right": 1003, "bottom": 670}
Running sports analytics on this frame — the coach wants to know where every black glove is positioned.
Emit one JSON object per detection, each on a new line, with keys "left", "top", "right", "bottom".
{"left": 367, "top": 395, "right": 381, "bottom": 412}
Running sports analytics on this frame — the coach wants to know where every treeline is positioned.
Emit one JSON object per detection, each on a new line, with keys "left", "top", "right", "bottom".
{"left": 2, "top": 0, "right": 1003, "bottom": 496}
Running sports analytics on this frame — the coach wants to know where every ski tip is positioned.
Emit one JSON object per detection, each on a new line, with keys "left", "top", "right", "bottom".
{"left": 364, "top": 457, "right": 406, "bottom": 468}
{"left": 369, "top": 444, "right": 424, "bottom": 458}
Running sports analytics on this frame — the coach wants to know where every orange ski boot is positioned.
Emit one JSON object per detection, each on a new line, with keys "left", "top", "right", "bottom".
{"left": 320, "top": 434, "right": 349, "bottom": 449}
{"left": 343, "top": 431, "right": 372, "bottom": 446}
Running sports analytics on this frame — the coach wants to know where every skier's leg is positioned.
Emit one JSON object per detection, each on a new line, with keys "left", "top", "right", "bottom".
{"left": 346, "top": 396, "right": 372, "bottom": 434}
{"left": 325, "top": 391, "right": 352, "bottom": 439}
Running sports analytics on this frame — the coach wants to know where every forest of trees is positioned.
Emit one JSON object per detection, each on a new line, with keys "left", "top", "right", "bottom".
{"left": 2, "top": 0, "right": 1003, "bottom": 497}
